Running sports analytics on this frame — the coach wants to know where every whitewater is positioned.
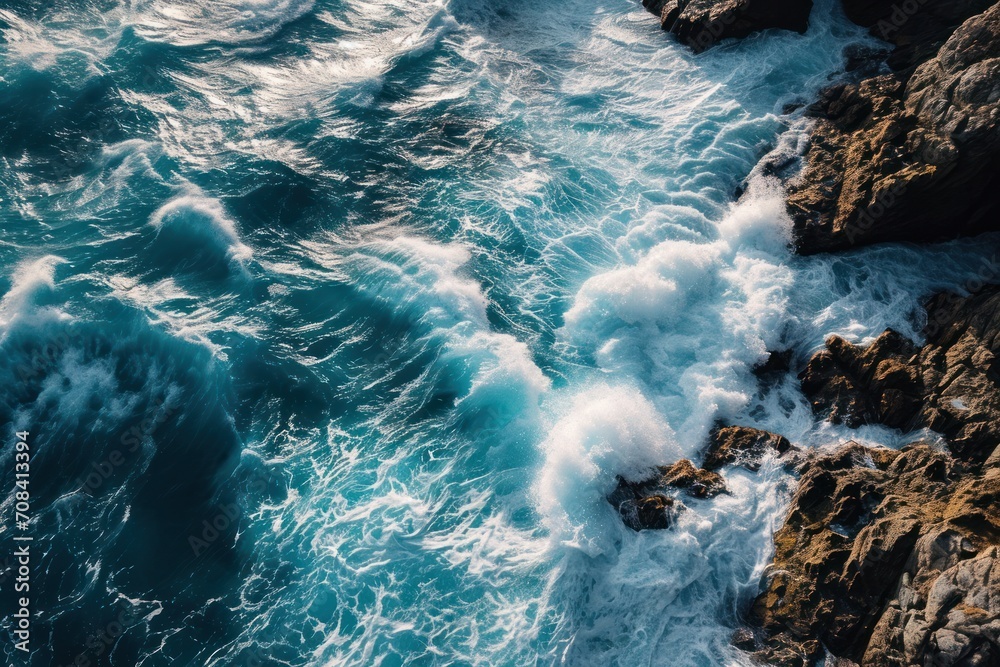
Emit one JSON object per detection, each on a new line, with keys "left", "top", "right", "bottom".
{"left": 2, "top": 0, "right": 999, "bottom": 665}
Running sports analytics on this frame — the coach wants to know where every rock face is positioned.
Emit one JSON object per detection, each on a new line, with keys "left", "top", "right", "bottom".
{"left": 789, "top": 2, "right": 1000, "bottom": 253}
{"left": 749, "top": 442, "right": 1000, "bottom": 666}
{"left": 840, "top": 0, "right": 996, "bottom": 71}
{"left": 611, "top": 426, "right": 792, "bottom": 530}
{"left": 746, "top": 288, "right": 1000, "bottom": 664}
{"left": 800, "top": 287, "right": 1000, "bottom": 463}
{"left": 738, "top": 1, "right": 1000, "bottom": 664}
{"left": 642, "top": 0, "right": 813, "bottom": 52}
{"left": 611, "top": 489, "right": 681, "bottom": 530}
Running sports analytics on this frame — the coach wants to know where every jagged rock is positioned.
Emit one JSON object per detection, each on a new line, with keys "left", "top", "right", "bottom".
{"left": 731, "top": 627, "right": 757, "bottom": 651}
{"left": 800, "top": 287, "right": 1000, "bottom": 462}
{"left": 659, "top": 459, "right": 728, "bottom": 497}
{"left": 749, "top": 441, "right": 1000, "bottom": 665}
{"left": 609, "top": 459, "right": 727, "bottom": 530}
{"left": 703, "top": 425, "right": 794, "bottom": 471}
{"left": 840, "top": 0, "right": 995, "bottom": 72}
{"left": 755, "top": 350, "right": 794, "bottom": 377}
{"left": 612, "top": 491, "right": 680, "bottom": 531}
{"left": 789, "top": 2, "right": 1000, "bottom": 253}
{"left": 753, "top": 287, "right": 1000, "bottom": 664}
{"left": 641, "top": 0, "right": 813, "bottom": 53}
{"left": 798, "top": 329, "right": 922, "bottom": 430}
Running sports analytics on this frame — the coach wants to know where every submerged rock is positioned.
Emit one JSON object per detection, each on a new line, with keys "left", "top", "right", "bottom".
{"left": 611, "top": 490, "right": 681, "bottom": 531}
{"left": 609, "top": 459, "right": 727, "bottom": 530}
{"left": 703, "top": 425, "right": 794, "bottom": 471}
{"left": 610, "top": 426, "right": 796, "bottom": 530}
{"left": 789, "top": 2, "right": 1000, "bottom": 253}
{"left": 641, "top": 0, "right": 813, "bottom": 52}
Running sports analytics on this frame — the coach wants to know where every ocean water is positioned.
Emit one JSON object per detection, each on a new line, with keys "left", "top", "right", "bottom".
{"left": 2, "top": 0, "right": 999, "bottom": 665}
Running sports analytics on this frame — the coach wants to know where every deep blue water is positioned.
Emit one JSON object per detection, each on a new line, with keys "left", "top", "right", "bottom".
{"left": 2, "top": 0, "right": 1000, "bottom": 665}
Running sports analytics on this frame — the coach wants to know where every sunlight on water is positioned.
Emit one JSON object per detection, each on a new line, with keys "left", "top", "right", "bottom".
{"left": 2, "top": 0, "right": 999, "bottom": 665}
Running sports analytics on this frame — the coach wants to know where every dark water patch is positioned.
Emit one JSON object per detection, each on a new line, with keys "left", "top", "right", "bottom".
{"left": 0, "top": 70, "right": 149, "bottom": 181}
{"left": 0, "top": 299, "right": 260, "bottom": 665}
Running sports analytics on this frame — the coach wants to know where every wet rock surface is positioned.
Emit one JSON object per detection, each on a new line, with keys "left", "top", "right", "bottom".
{"left": 609, "top": 459, "right": 727, "bottom": 530}
{"left": 747, "top": 288, "right": 1000, "bottom": 664}
{"left": 788, "top": 2, "right": 1000, "bottom": 253}
{"left": 637, "top": 0, "right": 1000, "bottom": 660}
{"left": 610, "top": 426, "right": 794, "bottom": 530}
{"left": 641, "top": 0, "right": 813, "bottom": 52}
{"left": 703, "top": 425, "right": 795, "bottom": 471}
{"left": 748, "top": 442, "right": 1000, "bottom": 666}
{"left": 801, "top": 286, "right": 1000, "bottom": 463}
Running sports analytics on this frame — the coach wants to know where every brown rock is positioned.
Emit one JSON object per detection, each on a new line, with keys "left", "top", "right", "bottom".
{"left": 800, "top": 287, "right": 1000, "bottom": 463}
{"left": 659, "top": 459, "right": 728, "bottom": 497}
{"left": 731, "top": 627, "right": 757, "bottom": 651}
{"left": 703, "top": 425, "right": 794, "bottom": 471}
{"left": 749, "top": 441, "right": 1000, "bottom": 664}
{"left": 798, "top": 329, "right": 922, "bottom": 430}
{"left": 642, "top": 0, "right": 813, "bottom": 53}
{"left": 608, "top": 459, "right": 727, "bottom": 530}
{"left": 789, "top": 3, "right": 1000, "bottom": 253}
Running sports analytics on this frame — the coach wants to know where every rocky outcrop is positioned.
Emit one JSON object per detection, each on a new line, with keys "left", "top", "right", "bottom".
{"left": 744, "top": 286, "right": 1000, "bottom": 664}
{"left": 611, "top": 426, "right": 793, "bottom": 530}
{"left": 747, "top": 441, "right": 1000, "bottom": 666}
{"left": 611, "top": 488, "right": 681, "bottom": 530}
{"left": 609, "top": 459, "right": 727, "bottom": 530}
{"left": 641, "top": 0, "right": 813, "bottom": 53}
{"left": 788, "top": 2, "right": 1000, "bottom": 253}
{"left": 703, "top": 425, "right": 795, "bottom": 471}
{"left": 659, "top": 458, "right": 730, "bottom": 496}
{"left": 800, "top": 286, "right": 1000, "bottom": 463}
{"left": 636, "top": 2, "right": 1000, "bottom": 660}
{"left": 840, "top": 0, "right": 996, "bottom": 71}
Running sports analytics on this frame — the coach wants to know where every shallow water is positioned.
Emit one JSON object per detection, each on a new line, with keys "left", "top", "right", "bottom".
{"left": 2, "top": 0, "right": 999, "bottom": 665}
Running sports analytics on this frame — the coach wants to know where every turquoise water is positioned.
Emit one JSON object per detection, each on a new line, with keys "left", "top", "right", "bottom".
{"left": 2, "top": 0, "right": 1000, "bottom": 665}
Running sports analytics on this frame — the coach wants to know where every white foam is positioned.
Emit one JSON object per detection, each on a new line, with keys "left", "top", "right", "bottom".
{"left": 134, "top": 0, "right": 316, "bottom": 47}
{"left": 0, "top": 255, "right": 69, "bottom": 334}
{"left": 536, "top": 385, "right": 677, "bottom": 555}
{"left": 559, "top": 178, "right": 793, "bottom": 449}
{"left": 149, "top": 192, "right": 254, "bottom": 265}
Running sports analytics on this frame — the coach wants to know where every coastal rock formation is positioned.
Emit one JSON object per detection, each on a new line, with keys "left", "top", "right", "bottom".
{"left": 745, "top": 287, "right": 1000, "bottom": 664}
{"left": 840, "top": 0, "right": 996, "bottom": 71}
{"left": 703, "top": 425, "right": 795, "bottom": 471}
{"left": 641, "top": 0, "right": 813, "bottom": 52}
{"left": 800, "top": 286, "right": 1000, "bottom": 463}
{"left": 611, "top": 426, "right": 794, "bottom": 530}
{"left": 611, "top": 488, "right": 682, "bottom": 530}
{"left": 788, "top": 2, "right": 1000, "bottom": 253}
{"left": 748, "top": 441, "right": 1000, "bottom": 666}
{"left": 609, "top": 459, "right": 727, "bottom": 530}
